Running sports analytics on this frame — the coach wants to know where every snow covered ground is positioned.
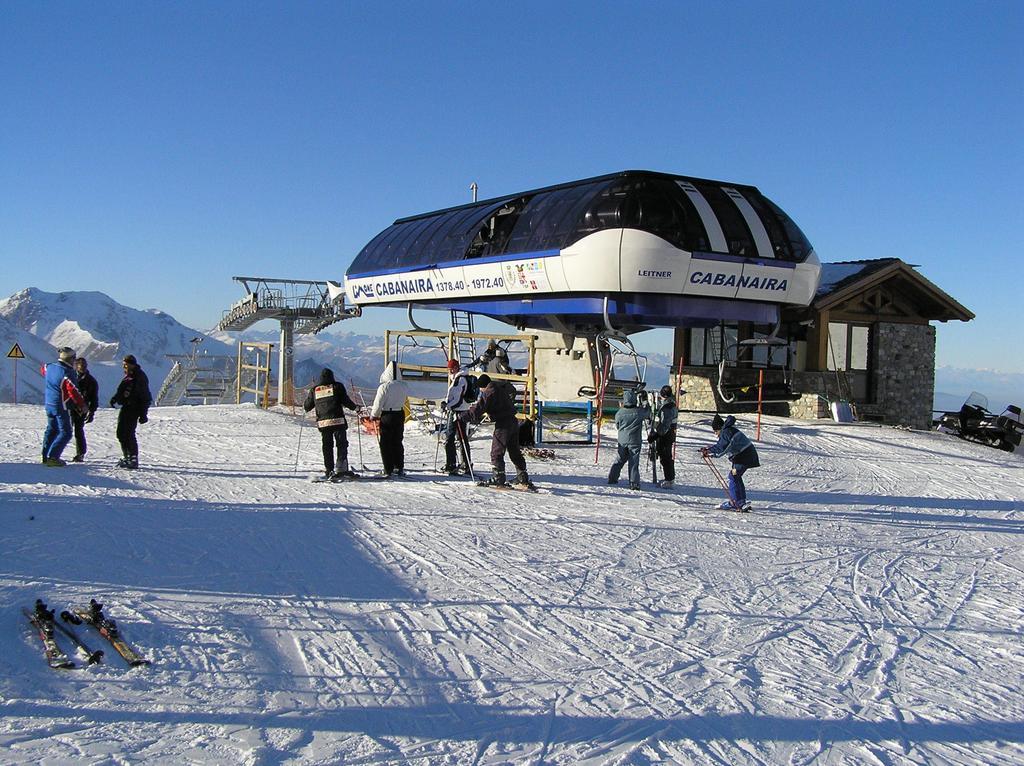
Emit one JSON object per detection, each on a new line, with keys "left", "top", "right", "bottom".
{"left": 1, "top": 403, "right": 1022, "bottom": 765}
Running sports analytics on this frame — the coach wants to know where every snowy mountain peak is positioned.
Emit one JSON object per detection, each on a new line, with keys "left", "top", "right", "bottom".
{"left": 0, "top": 287, "right": 233, "bottom": 405}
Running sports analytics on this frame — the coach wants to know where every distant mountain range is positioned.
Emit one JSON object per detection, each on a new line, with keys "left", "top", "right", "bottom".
{"left": 934, "top": 366, "right": 1023, "bottom": 414}
{"left": 2, "top": 287, "right": 1020, "bottom": 414}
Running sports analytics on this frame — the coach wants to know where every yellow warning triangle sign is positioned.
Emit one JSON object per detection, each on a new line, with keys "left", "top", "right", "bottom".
{"left": 7, "top": 343, "right": 25, "bottom": 359}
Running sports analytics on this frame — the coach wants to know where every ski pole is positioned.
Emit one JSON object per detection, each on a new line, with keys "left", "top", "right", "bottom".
{"left": 434, "top": 410, "right": 446, "bottom": 471}
{"left": 701, "top": 450, "right": 741, "bottom": 510}
{"left": 350, "top": 379, "right": 371, "bottom": 471}
{"left": 293, "top": 409, "right": 307, "bottom": 474}
{"left": 456, "top": 417, "right": 475, "bottom": 482}
{"left": 355, "top": 408, "right": 365, "bottom": 469}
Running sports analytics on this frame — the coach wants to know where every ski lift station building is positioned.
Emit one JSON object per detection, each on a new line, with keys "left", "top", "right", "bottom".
{"left": 345, "top": 170, "right": 973, "bottom": 431}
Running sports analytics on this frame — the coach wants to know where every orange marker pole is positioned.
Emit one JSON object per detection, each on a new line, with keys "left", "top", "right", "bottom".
{"left": 756, "top": 368, "right": 764, "bottom": 441}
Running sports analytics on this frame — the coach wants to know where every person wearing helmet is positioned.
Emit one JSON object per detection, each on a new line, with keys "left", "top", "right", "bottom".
{"left": 701, "top": 413, "right": 760, "bottom": 510}
{"left": 41, "top": 347, "right": 86, "bottom": 467}
{"left": 441, "top": 359, "right": 473, "bottom": 475}
{"left": 650, "top": 385, "right": 680, "bottom": 488}
{"left": 607, "top": 388, "right": 651, "bottom": 490}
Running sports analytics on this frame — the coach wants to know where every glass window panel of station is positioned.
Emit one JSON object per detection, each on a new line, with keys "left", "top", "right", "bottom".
{"left": 618, "top": 177, "right": 709, "bottom": 252}
{"left": 658, "top": 178, "right": 711, "bottom": 252}
{"left": 693, "top": 183, "right": 757, "bottom": 257}
{"left": 456, "top": 198, "right": 520, "bottom": 260}
{"left": 523, "top": 182, "right": 603, "bottom": 252}
{"left": 548, "top": 181, "right": 612, "bottom": 249}
{"left": 393, "top": 216, "right": 441, "bottom": 269}
{"left": 574, "top": 181, "right": 630, "bottom": 240}
{"left": 437, "top": 205, "right": 499, "bottom": 263}
{"left": 762, "top": 197, "right": 813, "bottom": 262}
{"left": 365, "top": 218, "right": 418, "bottom": 270}
{"left": 504, "top": 191, "right": 559, "bottom": 254}
{"left": 741, "top": 191, "right": 794, "bottom": 261}
{"left": 408, "top": 212, "right": 462, "bottom": 265}
{"left": 354, "top": 227, "right": 397, "bottom": 271}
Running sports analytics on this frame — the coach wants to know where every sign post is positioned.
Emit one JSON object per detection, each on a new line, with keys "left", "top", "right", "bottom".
{"left": 7, "top": 343, "right": 25, "bottom": 404}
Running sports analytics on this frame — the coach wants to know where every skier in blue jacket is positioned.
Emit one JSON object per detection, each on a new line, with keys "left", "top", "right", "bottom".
{"left": 41, "top": 347, "right": 86, "bottom": 466}
{"left": 702, "top": 413, "right": 760, "bottom": 510}
{"left": 608, "top": 389, "right": 651, "bottom": 490}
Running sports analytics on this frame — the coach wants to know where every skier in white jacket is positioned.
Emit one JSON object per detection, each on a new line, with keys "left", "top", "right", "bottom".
{"left": 370, "top": 361, "right": 410, "bottom": 477}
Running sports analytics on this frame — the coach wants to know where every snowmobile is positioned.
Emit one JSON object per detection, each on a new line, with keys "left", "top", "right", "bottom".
{"left": 933, "top": 392, "right": 1022, "bottom": 452}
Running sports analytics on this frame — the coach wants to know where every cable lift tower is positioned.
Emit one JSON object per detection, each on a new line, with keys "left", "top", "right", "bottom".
{"left": 215, "top": 276, "right": 361, "bottom": 406}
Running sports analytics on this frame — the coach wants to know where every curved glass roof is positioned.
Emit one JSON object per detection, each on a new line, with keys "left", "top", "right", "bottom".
{"left": 348, "top": 170, "right": 813, "bottom": 276}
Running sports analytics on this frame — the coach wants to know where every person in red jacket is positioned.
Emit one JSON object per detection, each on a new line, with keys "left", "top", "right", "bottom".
{"left": 71, "top": 356, "right": 99, "bottom": 462}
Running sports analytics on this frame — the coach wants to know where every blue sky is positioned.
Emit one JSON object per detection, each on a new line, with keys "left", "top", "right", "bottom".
{"left": 2, "top": 2, "right": 1021, "bottom": 371}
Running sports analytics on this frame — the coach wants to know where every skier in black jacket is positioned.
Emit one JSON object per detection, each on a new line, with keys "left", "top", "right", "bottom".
{"left": 71, "top": 357, "right": 99, "bottom": 462}
{"left": 109, "top": 354, "right": 152, "bottom": 469}
{"left": 303, "top": 368, "right": 360, "bottom": 480}
{"left": 461, "top": 373, "right": 533, "bottom": 488}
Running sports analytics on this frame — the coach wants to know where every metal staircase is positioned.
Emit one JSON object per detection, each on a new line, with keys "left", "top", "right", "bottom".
{"left": 450, "top": 310, "right": 477, "bottom": 364}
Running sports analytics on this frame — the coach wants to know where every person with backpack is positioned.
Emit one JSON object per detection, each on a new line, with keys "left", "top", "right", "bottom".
{"left": 109, "top": 354, "right": 152, "bottom": 469}
{"left": 461, "top": 373, "right": 533, "bottom": 488}
{"left": 441, "top": 360, "right": 475, "bottom": 475}
{"left": 369, "top": 360, "right": 410, "bottom": 477}
{"left": 70, "top": 356, "right": 99, "bottom": 462}
{"left": 608, "top": 388, "right": 651, "bottom": 490}
{"left": 701, "top": 413, "right": 760, "bottom": 510}
{"left": 649, "top": 385, "right": 679, "bottom": 488}
{"left": 41, "top": 346, "right": 87, "bottom": 467}
{"left": 303, "top": 368, "right": 360, "bottom": 481}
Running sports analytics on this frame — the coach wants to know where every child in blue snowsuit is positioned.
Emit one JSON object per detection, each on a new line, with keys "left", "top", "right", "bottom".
{"left": 702, "top": 413, "right": 760, "bottom": 510}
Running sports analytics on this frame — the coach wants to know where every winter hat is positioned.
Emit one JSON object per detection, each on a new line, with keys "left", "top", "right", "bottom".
{"left": 477, "top": 373, "right": 491, "bottom": 388}
{"left": 318, "top": 368, "right": 335, "bottom": 385}
{"left": 711, "top": 413, "right": 724, "bottom": 431}
{"left": 123, "top": 354, "right": 138, "bottom": 366}
{"left": 58, "top": 347, "right": 76, "bottom": 362}
{"left": 659, "top": 385, "right": 673, "bottom": 399}
{"left": 622, "top": 389, "right": 638, "bottom": 407}
{"left": 447, "top": 359, "right": 460, "bottom": 373}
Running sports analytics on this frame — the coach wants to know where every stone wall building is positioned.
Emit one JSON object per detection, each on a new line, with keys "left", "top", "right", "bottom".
{"left": 670, "top": 259, "right": 973, "bottom": 430}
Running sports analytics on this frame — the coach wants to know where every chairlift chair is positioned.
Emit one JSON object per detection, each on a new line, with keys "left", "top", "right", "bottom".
{"left": 716, "top": 335, "right": 800, "bottom": 404}
{"left": 577, "top": 330, "right": 648, "bottom": 400}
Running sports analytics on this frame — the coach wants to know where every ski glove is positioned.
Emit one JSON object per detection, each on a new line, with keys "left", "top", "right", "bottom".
{"left": 109, "top": 397, "right": 118, "bottom": 408}
{"left": 138, "top": 413, "right": 148, "bottom": 424}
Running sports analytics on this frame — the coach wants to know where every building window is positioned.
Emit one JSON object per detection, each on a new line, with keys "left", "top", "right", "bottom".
{"left": 827, "top": 321, "right": 872, "bottom": 401}
{"left": 689, "top": 324, "right": 738, "bottom": 366}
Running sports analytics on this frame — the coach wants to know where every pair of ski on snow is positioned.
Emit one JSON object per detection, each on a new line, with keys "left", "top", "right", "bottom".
{"left": 24, "top": 599, "right": 149, "bottom": 669}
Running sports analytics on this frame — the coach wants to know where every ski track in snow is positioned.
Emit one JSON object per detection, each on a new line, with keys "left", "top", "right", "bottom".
{"left": 1, "top": 403, "right": 1023, "bottom": 764}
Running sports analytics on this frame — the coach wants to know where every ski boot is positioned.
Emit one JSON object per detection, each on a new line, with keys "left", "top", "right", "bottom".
{"left": 513, "top": 470, "right": 536, "bottom": 490}
{"left": 71, "top": 453, "right": 85, "bottom": 463}
{"left": 480, "top": 469, "right": 507, "bottom": 487}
